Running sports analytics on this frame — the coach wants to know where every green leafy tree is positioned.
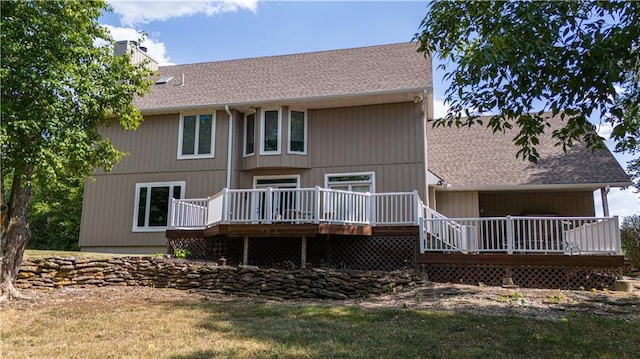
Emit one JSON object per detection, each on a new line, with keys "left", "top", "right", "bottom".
{"left": 415, "top": 1, "right": 639, "bottom": 180}
{"left": 621, "top": 215, "right": 640, "bottom": 270}
{"left": 0, "top": 0, "right": 152, "bottom": 299}
{"left": 27, "top": 177, "right": 84, "bottom": 251}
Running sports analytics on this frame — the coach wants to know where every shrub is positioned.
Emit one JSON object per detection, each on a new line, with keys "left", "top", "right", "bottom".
{"left": 621, "top": 215, "right": 640, "bottom": 270}
{"left": 173, "top": 249, "right": 191, "bottom": 259}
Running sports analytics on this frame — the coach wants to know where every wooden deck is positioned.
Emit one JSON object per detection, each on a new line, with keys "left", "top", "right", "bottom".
{"left": 417, "top": 253, "right": 624, "bottom": 267}
{"left": 166, "top": 224, "right": 420, "bottom": 239}
{"left": 166, "top": 224, "right": 623, "bottom": 289}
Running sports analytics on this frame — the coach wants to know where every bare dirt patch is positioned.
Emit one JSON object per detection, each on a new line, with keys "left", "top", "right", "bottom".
{"left": 3, "top": 278, "right": 639, "bottom": 321}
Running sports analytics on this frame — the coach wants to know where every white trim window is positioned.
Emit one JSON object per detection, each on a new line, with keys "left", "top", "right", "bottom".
{"left": 178, "top": 113, "right": 215, "bottom": 159}
{"left": 260, "top": 108, "right": 281, "bottom": 155}
{"left": 133, "top": 181, "right": 185, "bottom": 232}
{"left": 244, "top": 113, "right": 255, "bottom": 157}
{"left": 325, "top": 172, "right": 375, "bottom": 193}
{"left": 288, "top": 109, "right": 307, "bottom": 154}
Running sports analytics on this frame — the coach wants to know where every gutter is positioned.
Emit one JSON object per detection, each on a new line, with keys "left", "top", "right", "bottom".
{"left": 224, "top": 105, "right": 233, "bottom": 189}
{"left": 422, "top": 88, "right": 430, "bottom": 209}
{"left": 435, "top": 182, "right": 632, "bottom": 192}
{"left": 137, "top": 87, "right": 433, "bottom": 115}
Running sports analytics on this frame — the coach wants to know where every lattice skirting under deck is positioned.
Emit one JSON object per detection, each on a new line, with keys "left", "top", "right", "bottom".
{"left": 167, "top": 237, "right": 243, "bottom": 262}
{"left": 168, "top": 235, "right": 417, "bottom": 272}
{"left": 418, "top": 264, "right": 621, "bottom": 290}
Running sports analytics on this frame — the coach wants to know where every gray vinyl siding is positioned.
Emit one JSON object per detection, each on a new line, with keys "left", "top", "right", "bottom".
{"left": 478, "top": 191, "right": 595, "bottom": 217}
{"left": 100, "top": 111, "right": 231, "bottom": 174}
{"left": 237, "top": 102, "right": 426, "bottom": 198}
{"left": 310, "top": 102, "right": 424, "bottom": 168}
{"left": 435, "top": 191, "right": 480, "bottom": 218}
{"left": 80, "top": 101, "right": 427, "bottom": 251}
{"left": 81, "top": 110, "right": 233, "bottom": 249}
{"left": 79, "top": 170, "right": 226, "bottom": 248}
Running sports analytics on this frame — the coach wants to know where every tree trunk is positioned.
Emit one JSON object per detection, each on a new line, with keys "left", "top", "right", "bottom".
{"left": 0, "top": 164, "right": 34, "bottom": 300}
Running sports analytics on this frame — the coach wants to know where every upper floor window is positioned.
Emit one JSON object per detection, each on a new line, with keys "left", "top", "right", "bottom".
{"left": 178, "top": 113, "right": 215, "bottom": 159}
{"left": 288, "top": 110, "right": 307, "bottom": 154}
{"left": 260, "top": 109, "right": 281, "bottom": 155}
{"left": 244, "top": 113, "right": 255, "bottom": 156}
{"left": 133, "top": 181, "right": 185, "bottom": 232}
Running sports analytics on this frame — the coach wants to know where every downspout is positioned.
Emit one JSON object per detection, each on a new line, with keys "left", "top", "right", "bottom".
{"left": 422, "top": 88, "right": 430, "bottom": 210}
{"left": 601, "top": 185, "right": 610, "bottom": 217}
{"left": 225, "top": 105, "right": 233, "bottom": 189}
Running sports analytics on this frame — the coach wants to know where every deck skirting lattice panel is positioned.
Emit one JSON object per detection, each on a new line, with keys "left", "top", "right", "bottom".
{"left": 418, "top": 264, "right": 620, "bottom": 290}
{"left": 248, "top": 237, "right": 302, "bottom": 268}
{"left": 168, "top": 234, "right": 417, "bottom": 272}
{"left": 327, "top": 236, "right": 416, "bottom": 272}
{"left": 168, "top": 237, "right": 243, "bottom": 263}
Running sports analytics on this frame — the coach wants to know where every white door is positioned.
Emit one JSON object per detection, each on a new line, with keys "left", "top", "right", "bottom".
{"left": 252, "top": 176, "right": 299, "bottom": 222}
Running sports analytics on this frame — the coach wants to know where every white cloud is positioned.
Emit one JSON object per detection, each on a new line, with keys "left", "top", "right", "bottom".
{"left": 596, "top": 122, "right": 614, "bottom": 138}
{"left": 102, "top": 25, "right": 174, "bottom": 66}
{"left": 108, "top": 0, "right": 258, "bottom": 26}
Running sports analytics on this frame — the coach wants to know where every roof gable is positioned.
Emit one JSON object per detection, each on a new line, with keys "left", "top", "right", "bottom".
{"left": 134, "top": 42, "right": 431, "bottom": 112}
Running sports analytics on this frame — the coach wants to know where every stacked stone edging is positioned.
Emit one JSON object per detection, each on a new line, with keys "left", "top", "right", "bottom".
{"left": 17, "top": 257, "right": 426, "bottom": 300}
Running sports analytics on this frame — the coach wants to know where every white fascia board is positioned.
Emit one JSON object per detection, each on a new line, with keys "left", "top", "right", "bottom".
{"left": 435, "top": 182, "right": 632, "bottom": 192}
{"left": 137, "top": 87, "right": 433, "bottom": 115}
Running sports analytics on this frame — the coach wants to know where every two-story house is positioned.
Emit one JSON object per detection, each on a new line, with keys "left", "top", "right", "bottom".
{"left": 79, "top": 42, "right": 629, "bottom": 285}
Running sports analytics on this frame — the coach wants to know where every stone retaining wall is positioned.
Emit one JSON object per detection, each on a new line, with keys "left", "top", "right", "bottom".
{"left": 17, "top": 257, "right": 426, "bottom": 300}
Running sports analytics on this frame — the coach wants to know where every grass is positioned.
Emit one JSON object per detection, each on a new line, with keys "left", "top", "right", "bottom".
{"left": 22, "top": 249, "right": 146, "bottom": 260}
{"left": 1, "top": 294, "right": 638, "bottom": 358}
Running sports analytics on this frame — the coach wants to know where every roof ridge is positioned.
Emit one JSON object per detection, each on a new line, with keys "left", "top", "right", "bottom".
{"left": 158, "top": 42, "right": 418, "bottom": 69}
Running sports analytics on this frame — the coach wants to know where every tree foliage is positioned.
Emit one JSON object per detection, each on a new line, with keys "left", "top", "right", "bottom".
{"left": 415, "top": 1, "right": 639, "bottom": 175}
{"left": 621, "top": 215, "right": 640, "bottom": 270}
{"left": 0, "top": 0, "right": 153, "bottom": 298}
{"left": 27, "top": 177, "right": 83, "bottom": 251}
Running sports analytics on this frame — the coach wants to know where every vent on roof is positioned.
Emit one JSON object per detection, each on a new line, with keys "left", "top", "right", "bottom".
{"left": 155, "top": 76, "right": 173, "bottom": 85}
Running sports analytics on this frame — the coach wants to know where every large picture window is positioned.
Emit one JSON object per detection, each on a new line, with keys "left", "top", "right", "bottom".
{"left": 325, "top": 172, "right": 375, "bottom": 193}
{"left": 288, "top": 110, "right": 307, "bottom": 154}
{"left": 133, "top": 181, "right": 185, "bottom": 232}
{"left": 179, "top": 113, "right": 215, "bottom": 158}
{"left": 244, "top": 113, "right": 255, "bottom": 156}
{"left": 260, "top": 109, "right": 281, "bottom": 154}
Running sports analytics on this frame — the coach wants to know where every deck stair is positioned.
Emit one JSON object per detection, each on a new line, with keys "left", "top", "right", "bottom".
{"left": 420, "top": 205, "right": 467, "bottom": 252}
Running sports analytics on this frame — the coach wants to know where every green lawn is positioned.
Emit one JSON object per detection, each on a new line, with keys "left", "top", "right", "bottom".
{"left": 2, "top": 294, "right": 638, "bottom": 358}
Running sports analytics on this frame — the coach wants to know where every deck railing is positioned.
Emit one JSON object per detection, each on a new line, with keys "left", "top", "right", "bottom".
{"left": 170, "top": 188, "right": 621, "bottom": 256}
{"left": 421, "top": 216, "right": 621, "bottom": 255}
{"left": 171, "top": 187, "right": 419, "bottom": 228}
{"left": 170, "top": 198, "right": 209, "bottom": 229}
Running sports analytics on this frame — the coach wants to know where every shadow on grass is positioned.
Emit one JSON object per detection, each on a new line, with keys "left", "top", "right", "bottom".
{"left": 164, "top": 299, "right": 639, "bottom": 359}
{"left": 169, "top": 350, "right": 218, "bottom": 359}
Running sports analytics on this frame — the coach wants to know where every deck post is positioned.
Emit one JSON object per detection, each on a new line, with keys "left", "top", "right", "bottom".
{"left": 169, "top": 198, "right": 176, "bottom": 228}
{"left": 222, "top": 188, "right": 229, "bottom": 223}
{"left": 613, "top": 216, "right": 621, "bottom": 255}
{"left": 413, "top": 190, "right": 421, "bottom": 225}
{"left": 265, "top": 187, "right": 272, "bottom": 224}
{"left": 243, "top": 236, "right": 249, "bottom": 265}
{"left": 506, "top": 215, "right": 514, "bottom": 254}
{"left": 418, "top": 219, "right": 425, "bottom": 253}
{"left": 301, "top": 236, "right": 307, "bottom": 269}
{"left": 314, "top": 186, "right": 320, "bottom": 224}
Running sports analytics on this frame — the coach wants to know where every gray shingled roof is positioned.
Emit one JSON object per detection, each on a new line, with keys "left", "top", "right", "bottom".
{"left": 135, "top": 42, "right": 431, "bottom": 111}
{"left": 428, "top": 115, "right": 630, "bottom": 189}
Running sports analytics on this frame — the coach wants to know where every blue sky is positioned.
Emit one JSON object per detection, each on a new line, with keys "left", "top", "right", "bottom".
{"left": 100, "top": 0, "right": 638, "bottom": 219}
